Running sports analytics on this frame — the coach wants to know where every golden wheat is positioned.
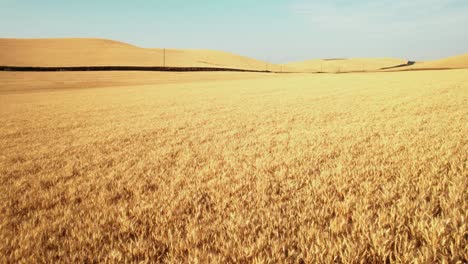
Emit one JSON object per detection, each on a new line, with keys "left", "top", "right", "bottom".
{"left": 0, "top": 70, "right": 467, "bottom": 263}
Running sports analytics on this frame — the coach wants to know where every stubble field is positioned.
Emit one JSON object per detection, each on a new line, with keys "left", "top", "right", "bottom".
{"left": 0, "top": 70, "right": 467, "bottom": 263}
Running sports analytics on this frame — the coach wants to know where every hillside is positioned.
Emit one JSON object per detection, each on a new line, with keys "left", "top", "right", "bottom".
{"left": 395, "top": 54, "right": 468, "bottom": 71}
{"left": 0, "top": 38, "right": 278, "bottom": 71}
{"left": 286, "top": 58, "right": 407, "bottom": 73}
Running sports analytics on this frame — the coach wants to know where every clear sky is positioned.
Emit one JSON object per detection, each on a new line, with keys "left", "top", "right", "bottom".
{"left": 1, "top": 0, "right": 467, "bottom": 63}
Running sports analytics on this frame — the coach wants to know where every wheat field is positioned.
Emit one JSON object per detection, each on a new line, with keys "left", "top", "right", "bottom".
{"left": 0, "top": 69, "right": 467, "bottom": 263}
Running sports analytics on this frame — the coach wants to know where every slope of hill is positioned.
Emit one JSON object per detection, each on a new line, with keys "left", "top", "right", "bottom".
{"left": 2, "top": 38, "right": 465, "bottom": 73}
{"left": 286, "top": 58, "right": 407, "bottom": 73}
{"left": 396, "top": 54, "right": 468, "bottom": 71}
{"left": 0, "top": 38, "right": 278, "bottom": 71}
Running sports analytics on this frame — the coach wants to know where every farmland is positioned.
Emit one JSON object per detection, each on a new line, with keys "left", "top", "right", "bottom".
{"left": 1, "top": 69, "right": 467, "bottom": 262}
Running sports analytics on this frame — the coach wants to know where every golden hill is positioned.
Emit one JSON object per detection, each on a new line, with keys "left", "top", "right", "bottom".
{"left": 397, "top": 54, "right": 468, "bottom": 71}
{"left": 0, "top": 38, "right": 280, "bottom": 71}
{"left": 286, "top": 58, "right": 407, "bottom": 73}
{"left": 2, "top": 38, "right": 465, "bottom": 73}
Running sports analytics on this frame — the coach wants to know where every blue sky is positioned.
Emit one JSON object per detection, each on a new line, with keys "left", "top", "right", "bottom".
{"left": 1, "top": 0, "right": 467, "bottom": 63}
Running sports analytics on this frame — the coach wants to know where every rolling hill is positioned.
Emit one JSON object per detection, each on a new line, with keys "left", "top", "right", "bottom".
{"left": 394, "top": 54, "right": 468, "bottom": 71}
{"left": 2, "top": 38, "right": 466, "bottom": 73}
{"left": 0, "top": 38, "right": 280, "bottom": 71}
{"left": 286, "top": 58, "right": 408, "bottom": 73}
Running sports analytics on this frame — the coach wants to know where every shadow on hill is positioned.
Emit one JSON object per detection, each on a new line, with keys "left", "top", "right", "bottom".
{"left": 380, "top": 61, "right": 416, "bottom": 70}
